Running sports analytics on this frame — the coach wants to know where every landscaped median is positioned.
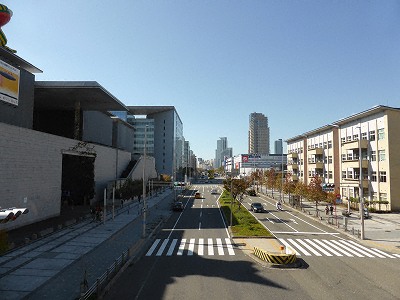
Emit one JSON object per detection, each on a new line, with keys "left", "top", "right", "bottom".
{"left": 219, "top": 190, "right": 298, "bottom": 266}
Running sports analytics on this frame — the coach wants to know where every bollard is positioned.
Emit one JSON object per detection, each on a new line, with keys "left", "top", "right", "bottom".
{"left": 280, "top": 245, "right": 285, "bottom": 254}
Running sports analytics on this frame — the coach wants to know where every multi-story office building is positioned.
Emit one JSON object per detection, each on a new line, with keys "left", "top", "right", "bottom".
{"left": 286, "top": 105, "right": 400, "bottom": 211}
{"left": 126, "top": 106, "right": 184, "bottom": 180}
{"left": 248, "top": 112, "right": 270, "bottom": 155}
{"left": 274, "top": 139, "right": 283, "bottom": 154}
{"left": 215, "top": 137, "right": 232, "bottom": 168}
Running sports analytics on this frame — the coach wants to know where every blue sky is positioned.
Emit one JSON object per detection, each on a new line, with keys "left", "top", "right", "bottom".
{"left": 4, "top": 1, "right": 400, "bottom": 160}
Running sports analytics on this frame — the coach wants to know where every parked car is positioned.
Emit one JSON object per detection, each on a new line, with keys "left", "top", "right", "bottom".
{"left": 246, "top": 189, "right": 257, "bottom": 196}
{"left": 250, "top": 202, "right": 265, "bottom": 212}
{"left": 195, "top": 192, "right": 202, "bottom": 199}
{"left": 172, "top": 201, "right": 184, "bottom": 211}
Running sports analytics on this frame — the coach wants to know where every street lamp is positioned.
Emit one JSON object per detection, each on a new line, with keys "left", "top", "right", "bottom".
{"left": 356, "top": 125, "right": 365, "bottom": 240}
{"left": 280, "top": 139, "right": 284, "bottom": 203}
{"left": 142, "top": 125, "right": 148, "bottom": 238}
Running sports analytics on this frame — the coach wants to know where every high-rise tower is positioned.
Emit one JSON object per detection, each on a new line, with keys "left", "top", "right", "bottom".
{"left": 248, "top": 112, "right": 270, "bottom": 155}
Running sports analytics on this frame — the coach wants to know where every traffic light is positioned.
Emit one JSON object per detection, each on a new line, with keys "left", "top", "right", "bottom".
{"left": 0, "top": 207, "right": 29, "bottom": 223}
{"left": 322, "top": 184, "right": 335, "bottom": 192}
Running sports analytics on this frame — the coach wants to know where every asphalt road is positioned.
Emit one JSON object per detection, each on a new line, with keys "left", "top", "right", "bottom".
{"left": 104, "top": 183, "right": 400, "bottom": 300}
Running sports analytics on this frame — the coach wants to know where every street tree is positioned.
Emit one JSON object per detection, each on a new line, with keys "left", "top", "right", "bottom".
{"left": 307, "top": 175, "right": 326, "bottom": 214}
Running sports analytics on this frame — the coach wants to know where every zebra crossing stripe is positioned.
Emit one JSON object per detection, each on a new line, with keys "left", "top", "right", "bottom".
{"left": 198, "top": 238, "right": 204, "bottom": 255}
{"left": 297, "top": 239, "right": 322, "bottom": 256}
{"left": 345, "top": 241, "right": 386, "bottom": 258}
{"left": 177, "top": 238, "right": 186, "bottom": 255}
{"left": 278, "top": 238, "right": 300, "bottom": 256}
{"left": 167, "top": 239, "right": 178, "bottom": 256}
{"left": 304, "top": 239, "right": 333, "bottom": 256}
{"left": 337, "top": 240, "right": 374, "bottom": 258}
{"left": 371, "top": 248, "right": 396, "bottom": 258}
{"left": 313, "top": 239, "right": 342, "bottom": 256}
{"left": 216, "top": 238, "right": 224, "bottom": 255}
{"left": 208, "top": 238, "right": 214, "bottom": 255}
{"left": 188, "top": 238, "right": 195, "bottom": 256}
{"left": 330, "top": 240, "right": 364, "bottom": 257}
{"left": 322, "top": 240, "right": 353, "bottom": 257}
{"left": 156, "top": 239, "right": 169, "bottom": 256}
{"left": 146, "top": 239, "right": 161, "bottom": 256}
{"left": 393, "top": 254, "right": 400, "bottom": 258}
{"left": 225, "top": 238, "right": 235, "bottom": 255}
{"left": 288, "top": 238, "right": 311, "bottom": 256}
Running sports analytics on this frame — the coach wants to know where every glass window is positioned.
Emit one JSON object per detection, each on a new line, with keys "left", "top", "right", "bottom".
{"left": 371, "top": 151, "right": 376, "bottom": 162}
{"left": 328, "top": 156, "right": 332, "bottom": 163}
{"left": 379, "top": 171, "right": 387, "bottom": 182}
{"left": 369, "top": 130, "right": 375, "bottom": 141}
{"left": 324, "top": 142, "right": 327, "bottom": 149}
{"left": 341, "top": 137, "right": 346, "bottom": 144}
{"left": 328, "top": 140, "right": 332, "bottom": 148}
{"left": 353, "top": 134, "right": 359, "bottom": 141}
{"left": 380, "top": 193, "right": 387, "bottom": 201}
{"left": 378, "top": 128, "right": 385, "bottom": 140}
{"left": 378, "top": 150, "right": 385, "bottom": 161}
{"left": 348, "top": 170, "right": 353, "bottom": 179}
{"left": 347, "top": 136, "right": 352, "bottom": 142}
{"left": 362, "top": 132, "right": 368, "bottom": 140}
{"left": 372, "top": 192, "right": 378, "bottom": 201}
{"left": 371, "top": 171, "right": 377, "bottom": 182}
{"left": 329, "top": 171, "right": 332, "bottom": 179}
{"left": 342, "top": 154, "right": 346, "bottom": 161}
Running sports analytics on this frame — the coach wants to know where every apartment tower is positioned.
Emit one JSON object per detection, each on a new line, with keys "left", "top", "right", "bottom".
{"left": 248, "top": 112, "right": 270, "bottom": 155}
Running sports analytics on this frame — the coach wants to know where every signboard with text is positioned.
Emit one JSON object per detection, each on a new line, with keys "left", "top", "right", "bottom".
{"left": 0, "top": 59, "right": 20, "bottom": 106}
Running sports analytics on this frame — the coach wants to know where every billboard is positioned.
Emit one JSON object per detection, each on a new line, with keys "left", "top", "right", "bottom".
{"left": 0, "top": 59, "right": 20, "bottom": 106}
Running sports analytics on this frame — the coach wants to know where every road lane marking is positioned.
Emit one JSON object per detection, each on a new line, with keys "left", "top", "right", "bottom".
{"left": 208, "top": 238, "right": 214, "bottom": 255}
{"left": 290, "top": 219, "right": 298, "bottom": 224}
{"left": 177, "top": 238, "right": 186, "bottom": 255}
{"left": 288, "top": 238, "right": 311, "bottom": 256}
{"left": 330, "top": 240, "right": 364, "bottom": 257}
{"left": 296, "top": 239, "right": 322, "bottom": 256}
{"left": 216, "top": 238, "right": 224, "bottom": 255}
{"left": 166, "top": 239, "right": 178, "bottom": 256}
{"left": 323, "top": 240, "right": 353, "bottom": 257}
{"left": 198, "top": 238, "right": 204, "bottom": 255}
{"left": 304, "top": 239, "right": 331, "bottom": 256}
{"left": 156, "top": 239, "right": 169, "bottom": 256}
{"left": 188, "top": 238, "right": 195, "bottom": 256}
{"left": 269, "top": 212, "right": 298, "bottom": 232}
{"left": 337, "top": 240, "right": 374, "bottom": 257}
{"left": 312, "top": 239, "right": 342, "bottom": 256}
{"left": 225, "top": 238, "right": 235, "bottom": 255}
{"left": 272, "top": 231, "right": 339, "bottom": 235}
{"left": 370, "top": 248, "right": 396, "bottom": 258}
{"left": 199, "top": 222, "right": 201, "bottom": 230}
{"left": 146, "top": 239, "right": 161, "bottom": 256}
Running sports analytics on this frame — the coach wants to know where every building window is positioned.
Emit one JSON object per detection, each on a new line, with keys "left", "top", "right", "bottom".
{"left": 341, "top": 137, "right": 346, "bottom": 144}
{"left": 378, "top": 150, "right": 385, "bottom": 161}
{"left": 372, "top": 192, "right": 378, "bottom": 201}
{"left": 378, "top": 128, "right": 385, "bottom": 140}
{"left": 328, "top": 156, "right": 332, "bottom": 163}
{"left": 342, "top": 171, "right": 347, "bottom": 179}
{"left": 371, "top": 171, "right": 377, "bottom": 182}
{"left": 348, "top": 170, "right": 353, "bottom": 179}
{"left": 371, "top": 151, "right": 376, "bottom": 162}
{"left": 380, "top": 193, "right": 387, "bottom": 201}
{"left": 324, "top": 142, "right": 327, "bottom": 149}
{"left": 369, "top": 130, "right": 375, "bottom": 141}
{"left": 353, "top": 134, "right": 359, "bottom": 141}
{"left": 379, "top": 171, "right": 387, "bottom": 182}
{"left": 324, "top": 157, "right": 327, "bottom": 163}
{"left": 347, "top": 153, "right": 353, "bottom": 161}
{"left": 346, "top": 136, "right": 352, "bottom": 142}
{"left": 329, "top": 171, "right": 332, "bottom": 179}
{"left": 328, "top": 140, "right": 332, "bottom": 148}
{"left": 362, "top": 132, "right": 367, "bottom": 140}
{"left": 342, "top": 154, "right": 346, "bottom": 161}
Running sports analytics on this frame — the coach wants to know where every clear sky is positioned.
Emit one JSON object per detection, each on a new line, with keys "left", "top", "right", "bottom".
{"left": 4, "top": 1, "right": 399, "bottom": 160}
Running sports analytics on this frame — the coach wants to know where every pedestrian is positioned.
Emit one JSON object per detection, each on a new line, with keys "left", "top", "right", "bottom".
{"left": 329, "top": 204, "right": 334, "bottom": 215}
{"left": 325, "top": 205, "right": 329, "bottom": 215}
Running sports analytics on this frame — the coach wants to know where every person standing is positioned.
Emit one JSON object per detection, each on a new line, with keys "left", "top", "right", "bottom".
{"left": 329, "top": 204, "right": 334, "bottom": 215}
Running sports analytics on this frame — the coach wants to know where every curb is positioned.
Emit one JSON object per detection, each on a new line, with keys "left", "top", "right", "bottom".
{"left": 253, "top": 246, "right": 298, "bottom": 266}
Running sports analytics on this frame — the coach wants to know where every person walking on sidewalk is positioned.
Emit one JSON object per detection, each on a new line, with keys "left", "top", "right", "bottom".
{"left": 325, "top": 205, "right": 329, "bottom": 215}
{"left": 329, "top": 204, "right": 334, "bottom": 215}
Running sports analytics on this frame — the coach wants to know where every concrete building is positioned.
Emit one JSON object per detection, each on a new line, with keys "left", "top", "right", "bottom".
{"left": 126, "top": 106, "right": 184, "bottom": 181}
{"left": 248, "top": 112, "right": 270, "bottom": 155}
{"left": 215, "top": 137, "right": 232, "bottom": 168}
{"left": 286, "top": 105, "right": 400, "bottom": 212}
{"left": 228, "top": 154, "right": 287, "bottom": 177}
{"left": 274, "top": 139, "right": 283, "bottom": 154}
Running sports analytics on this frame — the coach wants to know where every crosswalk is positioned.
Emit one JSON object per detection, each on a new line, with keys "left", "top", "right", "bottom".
{"left": 146, "top": 238, "right": 235, "bottom": 257}
{"left": 279, "top": 238, "right": 400, "bottom": 259}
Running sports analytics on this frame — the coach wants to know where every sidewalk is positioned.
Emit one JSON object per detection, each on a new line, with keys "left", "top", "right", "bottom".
{"left": 0, "top": 189, "right": 175, "bottom": 300}
{"left": 257, "top": 187, "right": 400, "bottom": 254}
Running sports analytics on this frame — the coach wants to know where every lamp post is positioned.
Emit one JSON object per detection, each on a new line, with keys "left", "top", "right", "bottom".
{"left": 230, "top": 177, "right": 233, "bottom": 227}
{"left": 356, "top": 125, "right": 365, "bottom": 240}
{"left": 280, "top": 139, "right": 284, "bottom": 203}
{"left": 142, "top": 125, "right": 148, "bottom": 238}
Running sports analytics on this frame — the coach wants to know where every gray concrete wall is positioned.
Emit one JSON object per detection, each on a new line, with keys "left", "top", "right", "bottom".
{"left": 0, "top": 122, "right": 131, "bottom": 230}
{"left": 82, "top": 111, "right": 113, "bottom": 147}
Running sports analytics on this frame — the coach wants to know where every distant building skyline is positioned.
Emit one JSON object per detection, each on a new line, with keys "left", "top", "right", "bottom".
{"left": 215, "top": 137, "right": 232, "bottom": 168}
{"left": 274, "top": 139, "right": 283, "bottom": 155}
